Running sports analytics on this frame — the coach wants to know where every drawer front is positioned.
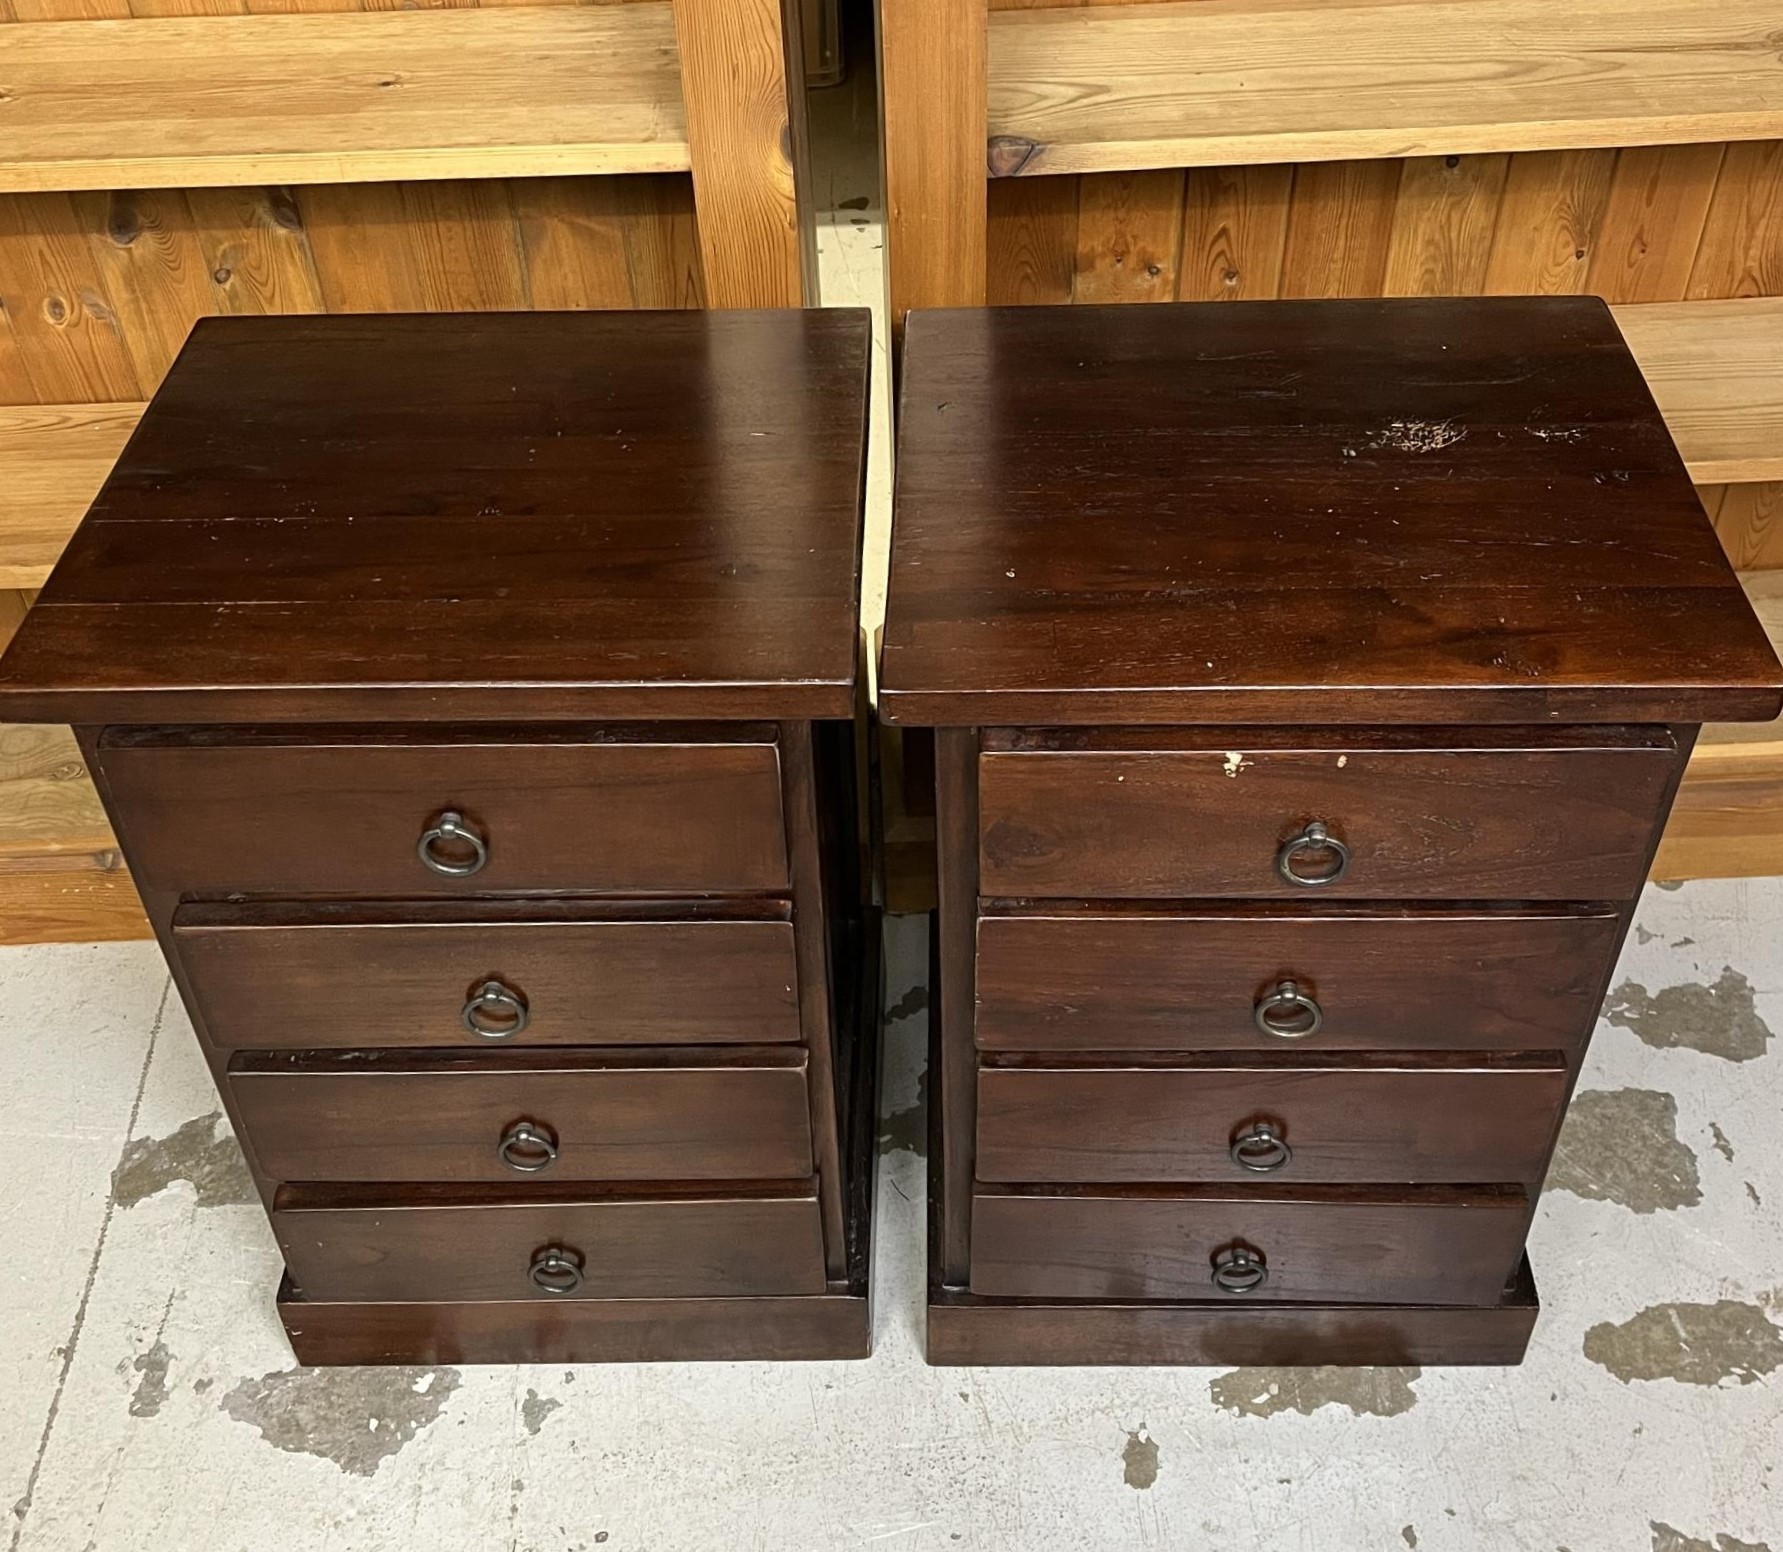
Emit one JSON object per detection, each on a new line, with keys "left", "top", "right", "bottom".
{"left": 969, "top": 1187, "right": 1527, "bottom": 1304}
{"left": 975, "top": 906, "right": 1620, "bottom": 1051}
{"left": 99, "top": 734, "right": 788, "bottom": 896}
{"left": 231, "top": 1050, "right": 814, "bottom": 1183}
{"left": 274, "top": 1186, "right": 829, "bottom": 1301}
{"left": 975, "top": 1062, "right": 1567, "bottom": 1185}
{"left": 977, "top": 730, "right": 1677, "bottom": 899}
{"left": 175, "top": 904, "right": 801, "bottom": 1049}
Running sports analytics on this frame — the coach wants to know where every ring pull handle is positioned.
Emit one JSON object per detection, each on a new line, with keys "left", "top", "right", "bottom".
{"left": 528, "top": 1244, "right": 584, "bottom": 1295}
{"left": 1229, "top": 1121, "right": 1293, "bottom": 1174}
{"left": 498, "top": 1119, "right": 559, "bottom": 1174}
{"left": 1211, "top": 1244, "right": 1269, "bottom": 1295}
{"left": 418, "top": 809, "right": 488, "bottom": 877}
{"left": 1253, "top": 979, "right": 1323, "bottom": 1039}
{"left": 1275, "top": 819, "right": 1350, "bottom": 888}
{"left": 462, "top": 979, "right": 530, "bottom": 1040}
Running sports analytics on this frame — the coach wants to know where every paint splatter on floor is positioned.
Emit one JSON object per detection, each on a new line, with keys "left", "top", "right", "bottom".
{"left": 112, "top": 1112, "right": 256, "bottom": 1209}
{"left": 1121, "top": 1427, "right": 1158, "bottom": 1489}
{"left": 1603, "top": 968, "right": 1773, "bottom": 1062}
{"left": 1208, "top": 1367, "right": 1421, "bottom": 1419}
{"left": 1650, "top": 1521, "right": 1773, "bottom": 1552}
{"left": 1585, "top": 1302, "right": 1783, "bottom": 1387}
{"left": 220, "top": 1367, "right": 461, "bottom": 1476}
{"left": 521, "top": 1389, "right": 562, "bottom": 1437}
{"left": 1547, "top": 1089, "right": 1701, "bottom": 1213}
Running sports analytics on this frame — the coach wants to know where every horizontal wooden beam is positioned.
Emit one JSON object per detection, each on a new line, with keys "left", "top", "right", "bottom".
{"left": 0, "top": 404, "right": 144, "bottom": 590}
{"left": 0, "top": 6, "right": 689, "bottom": 194}
{"left": 987, "top": 0, "right": 1783, "bottom": 176}
{"left": 1616, "top": 300, "right": 1783, "bottom": 488}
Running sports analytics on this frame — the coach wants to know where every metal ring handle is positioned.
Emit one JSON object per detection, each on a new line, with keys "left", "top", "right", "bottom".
{"left": 498, "top": 1120, "right": 559, "bottom": 1174}
{"left": 1276, "top": 819, "right": 1351, "bottom": 888}
{"left": 1211, "top": 1245, "right": 1269, "bottom": 1295}
{"left": 528, "top": 1245, "right": 584, "bottom": 1295}
{"left": 417, "top": 810, "right": 488, "bottom": 877}
{"left": 1229, "top": 1121, "right": 1293, "bottom": 1174}
{"left": 462, "top": 979, "right": 530, "bottom": 1040}
{"left": 1253, "top": 979, "right": 1323, "bottom": 1039}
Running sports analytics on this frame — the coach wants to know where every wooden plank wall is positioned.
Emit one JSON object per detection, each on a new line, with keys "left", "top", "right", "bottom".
{"left": 0, "top": 0, "right": 706, "bottom": 411}
{"left": 986, "top": 144, "right": 1783, "bottom": 564}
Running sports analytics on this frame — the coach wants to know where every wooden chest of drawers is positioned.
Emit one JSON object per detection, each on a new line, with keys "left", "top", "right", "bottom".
{"left": 0, "top": 309, "right": 879, "bottom": 1365}
{"left": 880, "top": 297, "right": 1783, "bottom": 1366}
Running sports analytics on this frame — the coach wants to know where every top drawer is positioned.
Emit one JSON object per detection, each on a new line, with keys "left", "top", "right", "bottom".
{"left": 97, "top": 726, "right": 789, "bottom": 897}
{"left": 978, "top": 727, "right": 1678, "bottom": 901}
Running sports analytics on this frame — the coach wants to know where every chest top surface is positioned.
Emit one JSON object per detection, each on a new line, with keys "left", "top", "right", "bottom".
{"left": 879, "top": 297, "right": 1782, "bottom": 728}
{"left": 0, "top": 309, "right": 871, "bottom": 725}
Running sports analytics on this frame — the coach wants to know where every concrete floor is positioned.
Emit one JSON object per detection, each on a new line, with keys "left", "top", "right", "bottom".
{"left": 2, "top": 889, "right": 1781, "bottom": 1552}
{"left": 4, "top": 68, "right": 1783, "bottom": 1552}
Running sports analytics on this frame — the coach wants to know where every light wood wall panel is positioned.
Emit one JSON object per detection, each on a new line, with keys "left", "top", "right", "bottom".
{"left": 989, "top": 143, "right": 1783, "bottom": 310}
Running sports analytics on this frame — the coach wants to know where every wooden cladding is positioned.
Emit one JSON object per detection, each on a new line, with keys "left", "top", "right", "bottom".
{"left": 984, "top": 0, "right": 1783, "bottom": 175}
{"left": 0, "top": 179, "right": 703, "bottom": 409}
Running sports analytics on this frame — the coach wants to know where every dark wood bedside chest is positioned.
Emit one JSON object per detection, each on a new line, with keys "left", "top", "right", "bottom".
{"left": 879, "top": 297, "right": 1783, "bottom": 1367}
{"left": 0, "top": 309, "right": 880, "bottom": 1365}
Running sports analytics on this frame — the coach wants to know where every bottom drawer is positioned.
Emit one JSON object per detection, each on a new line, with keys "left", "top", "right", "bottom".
{"left": 969, "top": 1185, "right": 1527, "bottom": 1305}
{"left": 274, "top": 1183, "right": 828, "bottom": 1303}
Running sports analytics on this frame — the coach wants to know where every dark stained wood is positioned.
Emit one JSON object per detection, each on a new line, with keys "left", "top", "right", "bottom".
{"left": 927, "top": 1259, "right": 1539, "bottom": 1368}
{"left": 274, "top": 1181, "right": 829, "bottom": 1302}
{"left": 98, "top": 732, "right": 789, "bottom": 897}
{"left": 969, "top": 1184, "right": 1529, "bottom": 1304}
{"left": 935, "top": 727, "right": 980, "bottom": 1284}
{"left": 175, "top": 901, "right": 802, "bottom": 1050}
{"left": 880, "top": 299, "right": 1783, "bottom": 728}
{"left": 977, "top": 726, "right": 1680, "bottom": 900}
{"left": 780, "top": 718, "right": 847, "bottom": 1276}
{"left": 280, "top": 1276, "right": 873, "bottom": 1365}
{"left": 975, "top": 1060, "right": 1568, "bottom": 1185}
{"left": 974, "top": 902, "right": 1622, "bottom": 1052}
{"left": 0, "top": 310, "right": 873, "bottom": 726}
{"left": 231, "top": 1048, "right": 815, "bottom": 1184}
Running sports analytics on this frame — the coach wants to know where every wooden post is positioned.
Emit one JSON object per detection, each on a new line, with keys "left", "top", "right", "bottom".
{"left": 672, "top": 0, "right": 807, "bottom": 308}
{"left": 878, "top": 0, "right": 988, "bottom": 341}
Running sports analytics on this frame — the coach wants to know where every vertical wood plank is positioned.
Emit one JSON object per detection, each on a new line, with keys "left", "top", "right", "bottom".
{"left": 1587, "top": 144, "right": 1726, "bottom": 304}
{"left": 1178, "top": 163, "right": 1292, "bottom": 301}
{"left": 0, "top": 193, "right": 142, "bottom": 402}
{"left": 985, "top": 177, "right": 1079, "bottom": 304}
{"left": 81, "top": 190, "right": 218, "bottom": 391}
{"left": 619, "top": 175, "right": 708, "bottom": 308}
{"left": 511, "top": 178, "right": 639, "bottom": 310}
{"left": 1710, "top": 481, "right": 1783, "bottom": 569}
{"left": 1687, "top": 141, "right": 1783, "bottom": 300}
{"left": 934, "top": 726, "right": 979, "bottom": 1285}
{"left": 300, "top": 181, "right": 530, "bottom": 312}
{"left": 1277, "top": 159, "right": 1399, "bottom": 298}
{"left": 882, "top": 0, "right": 988, "bottom": 335}
{"left": 1383, "top": 154, "right": 1510, "bottom": 295}
{"left": 1072, "top": 171, "right": 1183, "bottom": 303}
{"left": 671, "top": 0, "right": 803, "bottom": 307}
{"left": 185, "top": 187, "right": 327, "bottom": 316}
{"left": 779, "top": 719, "right": 848, "bottom": 1278}
{"left": 1482, "top": 149, "right": 1615, "bottom": 295}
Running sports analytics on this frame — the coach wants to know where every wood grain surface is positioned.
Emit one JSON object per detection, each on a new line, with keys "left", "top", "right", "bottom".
{"left": 976, "top": 728, "right": 1679, "bottom": 900}
{"left": 0, "top": 7, "right": 689, "bottom": 192}
{"left": 880, "top": 299, "right": 1783, "bottom": 728}
{"left": 969, "top": 1183, "right": 1530, "bottom": 1304}
{"left": 974, "top": 1060, "right": 1568, "bottom": 1185}
{"left": 232, "top": 1047, "right": 815, "bottom": 1183}
{"left": 973, "top": 904, "right": 1621, "bottom": 1051}
{"left": 986, "top": 0, "right": 1783, "bottom": 174}
{"left": 0, "top": 311, "right": 872, "bottom": 725}
{"left": 174, "top": 901, "right": 802, "bottom": 1049}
